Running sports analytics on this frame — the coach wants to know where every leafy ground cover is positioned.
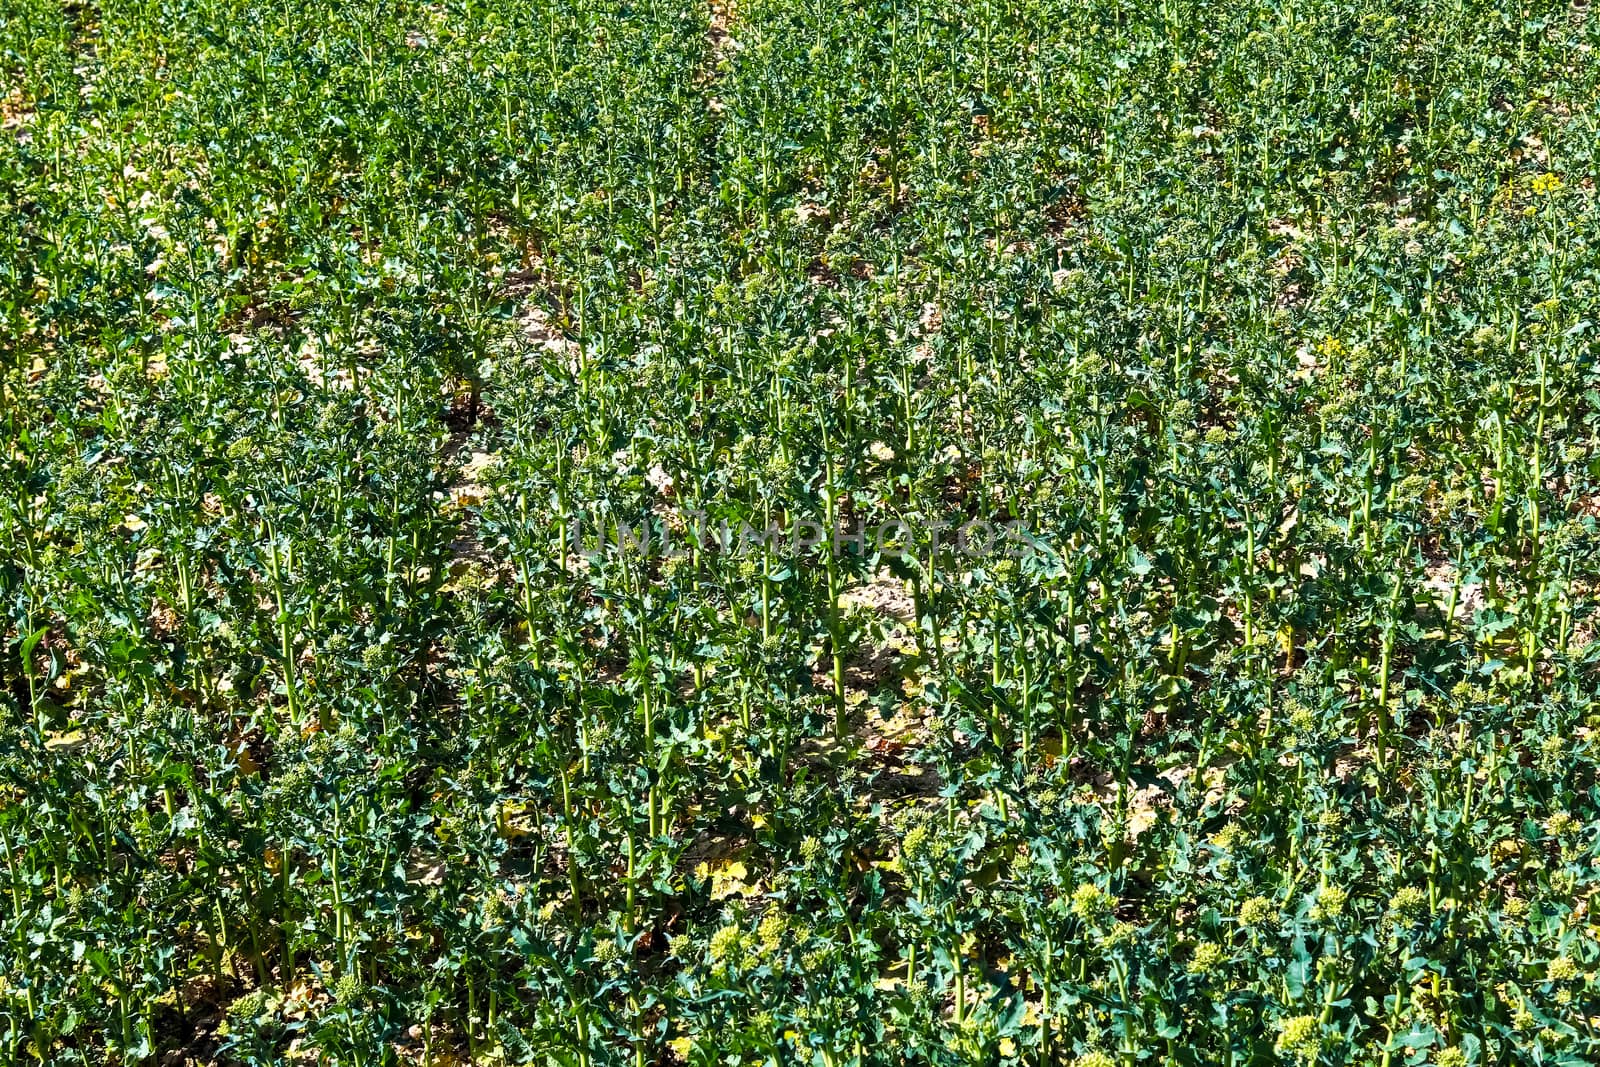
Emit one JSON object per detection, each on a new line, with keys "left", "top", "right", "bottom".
{"left": 3, "top": 0, "right": 1600, "bottom": 1062}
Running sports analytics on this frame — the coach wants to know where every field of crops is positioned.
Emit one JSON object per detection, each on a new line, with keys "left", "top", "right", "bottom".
{"left": 4, "top": 0, "right": 1600, "bottom": 1062}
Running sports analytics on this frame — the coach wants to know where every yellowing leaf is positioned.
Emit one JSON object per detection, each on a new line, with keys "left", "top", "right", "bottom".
{"left": 697, "top": 858, "right": 758, "bottom": 900}
{"left": 497, "top": 801, "right": 535, "bottom": 840}
{"left": 45, "top": 729, "right": 88, "bottom": 751}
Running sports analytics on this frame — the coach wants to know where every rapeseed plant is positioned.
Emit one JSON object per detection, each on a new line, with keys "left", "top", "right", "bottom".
{"left": 4, "top": 0, "right": 1599, "bottom": 1061}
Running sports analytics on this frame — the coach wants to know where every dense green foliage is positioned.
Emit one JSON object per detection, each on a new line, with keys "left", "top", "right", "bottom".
{"left": 4, "top": 0, "right": 1600, "bottom": 1062}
